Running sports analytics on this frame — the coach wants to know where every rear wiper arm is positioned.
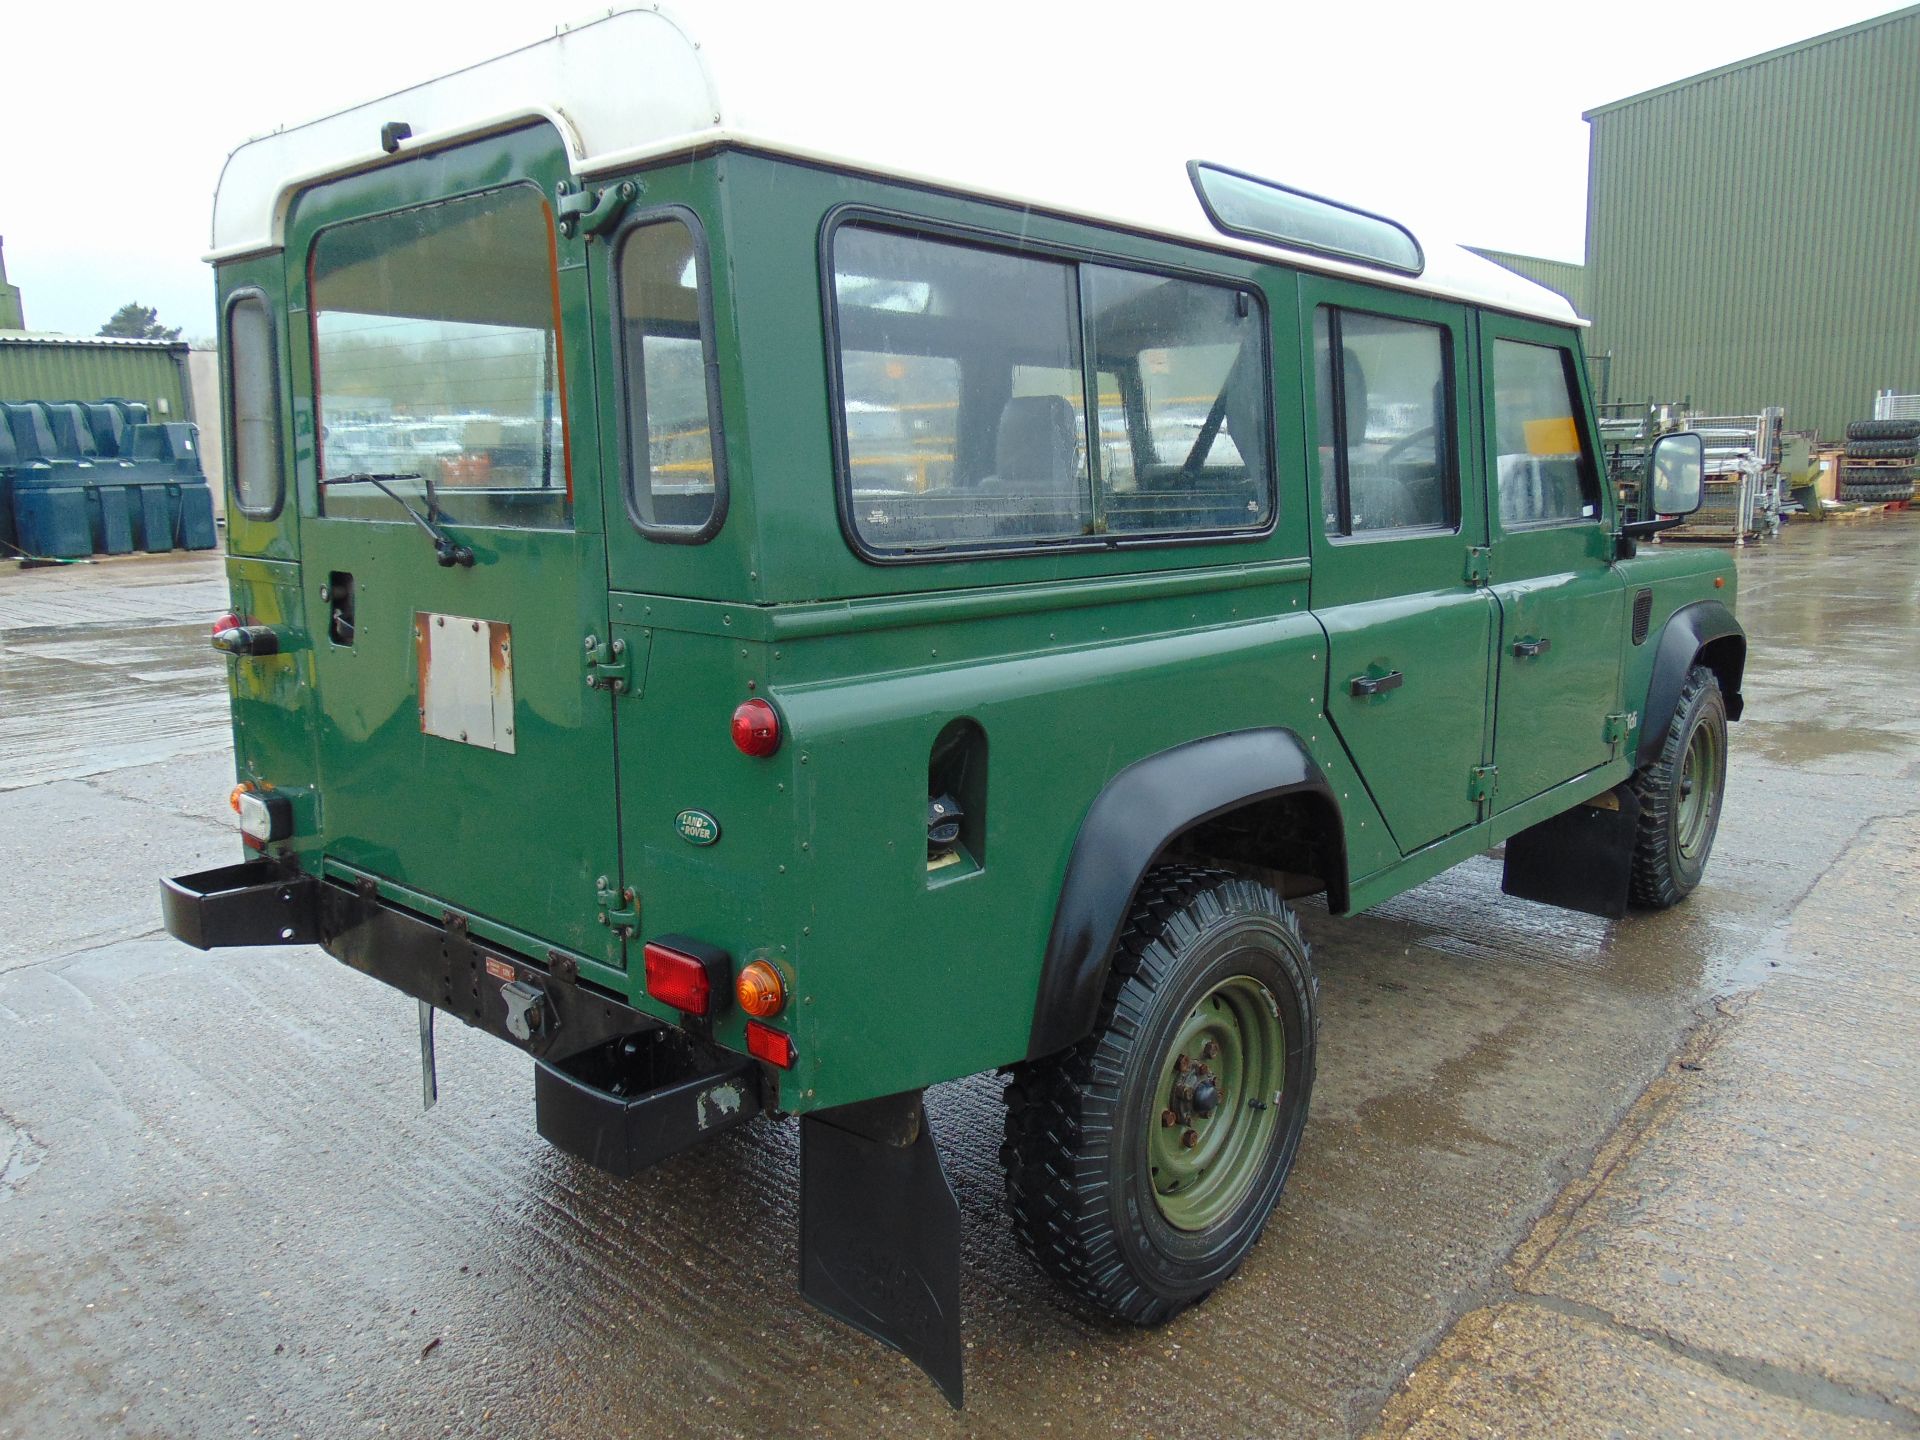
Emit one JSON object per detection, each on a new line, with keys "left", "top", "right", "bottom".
{"left": 319, "top": 473, "right": 474, "bottom": 567}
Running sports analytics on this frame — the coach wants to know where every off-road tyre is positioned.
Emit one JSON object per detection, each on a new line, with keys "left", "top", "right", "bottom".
{"left": 1001, "top": 866, "right": 1316, "bottom": 1325}
{"left": 1629, "top": 665, "right": 1728, "bottom": 909}
{"left": 1844, "top": 439, "right": 1919, "bottom": 461}
{"left": 1844, "top": 419, "right": 1920, "bottom": 442}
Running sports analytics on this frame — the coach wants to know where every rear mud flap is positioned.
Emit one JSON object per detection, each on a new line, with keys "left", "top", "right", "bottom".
{"left": 1501, "top": 783, "right": 1642, "bottom": 919}
{"left": 799, "top": 1091, "right": 964, "bottom": 1407}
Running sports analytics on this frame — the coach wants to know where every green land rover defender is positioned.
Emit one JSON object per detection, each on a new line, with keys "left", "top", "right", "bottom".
{"left": 161, "top": 10, "right": 1743, "bottom": 1405}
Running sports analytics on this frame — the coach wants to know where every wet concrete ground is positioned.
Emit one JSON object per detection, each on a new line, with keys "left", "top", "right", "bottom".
{"left": 1, "top": 522, "right": 1916, "bottom": 1438}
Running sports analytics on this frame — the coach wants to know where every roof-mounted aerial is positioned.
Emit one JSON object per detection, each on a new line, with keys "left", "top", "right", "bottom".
{"left": 1188, "top": 162, "right": 1425, "bottom": 276}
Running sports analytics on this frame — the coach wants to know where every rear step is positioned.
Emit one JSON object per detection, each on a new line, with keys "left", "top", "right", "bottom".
{"left": 535, "top": 1033, "right": 761, "bottom": 1176}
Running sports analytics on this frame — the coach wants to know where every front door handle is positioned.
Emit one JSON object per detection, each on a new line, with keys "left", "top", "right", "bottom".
{"left": 1349, "top": 669, "right": 1405, "bottom": 697}
{"left": 1511, "top": 637, "right": 1553, "bottom": 659}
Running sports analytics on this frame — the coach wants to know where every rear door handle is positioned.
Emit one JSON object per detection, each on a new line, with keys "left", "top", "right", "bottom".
{"left": 1349, "top": 669, "right": 1404, "bottom": 697}
{"left": 1511, "top": 637, "right": 1552, "bottom": 659}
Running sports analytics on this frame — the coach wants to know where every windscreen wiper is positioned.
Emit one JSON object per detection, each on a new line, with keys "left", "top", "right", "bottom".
{"left": 319, "top": 473, "right": 474, "bottom": 567}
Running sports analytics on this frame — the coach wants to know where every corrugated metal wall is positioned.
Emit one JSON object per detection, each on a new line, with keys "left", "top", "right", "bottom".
{"left": 0, "top": 339, "right": 192, "bottom": 422}
{"left": 1585, "top": 5, "right": 1920, "bottom": 439}
{"left": 1468, "top": 248, "right": 1589, "bottom": 317}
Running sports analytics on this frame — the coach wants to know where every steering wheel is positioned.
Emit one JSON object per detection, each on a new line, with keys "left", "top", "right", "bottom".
{"left": 1379, "top": 425, "right": 1437, "bottom": 465}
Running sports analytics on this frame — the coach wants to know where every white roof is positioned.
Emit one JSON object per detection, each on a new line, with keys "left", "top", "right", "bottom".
{"left": 209, "top": 6, "right": 1578, "bottom": 325}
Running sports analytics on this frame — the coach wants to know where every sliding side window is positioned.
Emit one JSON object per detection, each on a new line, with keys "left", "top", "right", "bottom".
{"left": 1314, "top": 308, "right": 1455, "bottom": 536}
{"left": 618, "top": 214, "right": 726, "bottom": 539}
{"left": 225, "top": 293, "right": 282, "bottom": 518}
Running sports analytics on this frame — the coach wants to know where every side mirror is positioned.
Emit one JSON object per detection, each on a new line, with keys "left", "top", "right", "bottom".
{"left": 1649, "top": 431, "right": 1704, "bottom": 515}
{"left": 1622, "top": 431, "right": 1705, "bottom": 540}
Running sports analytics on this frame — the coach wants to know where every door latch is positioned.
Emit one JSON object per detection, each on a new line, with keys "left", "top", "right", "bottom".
{"left": 1510, "top": 636, "right": 1553, "bottom": 659}
{"left": 584, "top": 633, "right": 632, "bottom": 693}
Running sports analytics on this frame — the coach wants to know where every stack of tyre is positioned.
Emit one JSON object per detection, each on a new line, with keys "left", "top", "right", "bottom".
{"left": 1840, "top": 419, "right": 1919, "bottom": 503}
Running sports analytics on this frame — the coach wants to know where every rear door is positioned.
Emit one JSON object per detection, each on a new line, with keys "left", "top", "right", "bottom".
{"left": 290, "top": 128, "right": 626, "bottom": 973}
{"left": 1478, "top": 318, "right": 1625, "bottom": 809}
{"left": 1302, "top": 279, "right": 1496, "bottom": 853}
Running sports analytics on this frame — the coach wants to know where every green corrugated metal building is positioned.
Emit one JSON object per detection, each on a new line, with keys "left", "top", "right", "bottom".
{"left": 1468, "top": 248, "right": 1589, "bottom": 317}
{"left": 1583, "top": 4, "right": 1920, "bottom": 438}
{"left": 0, "top": 332, "right": 194, "bottom": 422}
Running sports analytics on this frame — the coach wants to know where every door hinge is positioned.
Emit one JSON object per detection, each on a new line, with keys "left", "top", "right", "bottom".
{"left": 1464, "top": 547, "right": 1493, "bottom": 588}
{"left": 555, "top": 178, "right": 641, "bottom": 239}
{"left": 1469, "top": 765, "right": 1498, "bottom": 815}
{"left": 595, "top": 875, "right": 638, "bottom": 938}
{"left": 584, "top": 633, "right": 632, "bottom": 694}
{"left": 1604, "top": 711, "right": 1638, "bottom": 753}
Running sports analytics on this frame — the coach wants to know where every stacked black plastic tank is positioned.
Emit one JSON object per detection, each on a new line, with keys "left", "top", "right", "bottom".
{"left": 0, "top": 399, "right": 218, "bottom": 559}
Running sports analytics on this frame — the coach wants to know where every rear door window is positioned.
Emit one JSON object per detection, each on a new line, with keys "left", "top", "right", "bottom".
{"left": 616, "top": 214, "right": 726, "bottom": 538}
{"left": 309, "top": 185, "right": 572, "bottom": 530}
{"left": 1314, "top": 308, "right": 1456, "bottom": 535}
{"left": 225, "top": 293, "right": 282, "bottom": 518}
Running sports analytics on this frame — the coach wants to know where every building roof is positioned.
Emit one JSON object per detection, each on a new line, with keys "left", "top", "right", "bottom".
{"left": 208, "top": 7, "right": 1578, "bottom": 325}
{"left": 0, "top": 329, "right": 186, "bottom": 351}
{"left": 1585, "top": 3, "right": 1920, "bottom": 118}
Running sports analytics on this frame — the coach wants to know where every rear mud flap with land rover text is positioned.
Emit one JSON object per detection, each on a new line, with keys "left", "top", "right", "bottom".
{"left": 799, "top": 1091, "right": 964, "bottom": 1407}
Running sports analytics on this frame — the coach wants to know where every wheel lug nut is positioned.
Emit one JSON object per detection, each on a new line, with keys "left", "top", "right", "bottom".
{"left": 1174, "top": 1055, "right": 1191, "bottom": 1073}
{"left": 1181, "top": 1128, "right": 1198, "bottom": 1149}
{"left": 1161, "top": 1108, "right": 1176, "bottom": 1128}
{"left": 1201, "top": 1040, "right": 1219, "bottom": 1060}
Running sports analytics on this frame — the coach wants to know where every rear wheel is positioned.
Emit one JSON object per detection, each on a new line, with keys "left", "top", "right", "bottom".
{"left": 1001, "top": 867, "right": 1316, "bottom": 1324}
{"left": 1630, "top": 665, "right": 1728, "bottom": 908}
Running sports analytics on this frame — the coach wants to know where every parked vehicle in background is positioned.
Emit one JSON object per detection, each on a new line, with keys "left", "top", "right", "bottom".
{"left": 161, "top": 9, "right": 1743, "bottom": 1408}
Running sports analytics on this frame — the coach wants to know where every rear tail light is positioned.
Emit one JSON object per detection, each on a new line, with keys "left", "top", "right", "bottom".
{"left": 232, "top": 786, "right": 292, "bottom": 847}
{"left": 730, "top": 699, "right": 781, "bottom": 757}
{"left": 746, "top": 1021, "right": 795, "bottom": 1069}
{"left": 212, "top": 612, "right": 241, "bottom": 638}
{"left": 736, "top": 960, "right": 786, "bottom": 1018}
{"left": 642, "top": 937, "right": 732, "bottom": 1017}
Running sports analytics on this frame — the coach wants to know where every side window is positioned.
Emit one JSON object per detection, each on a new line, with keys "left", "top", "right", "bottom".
{"left": 1491, "top": 339, "right": 1600, "bottom": 527}
{"left": 1314, "top": 307, "right": 1455, "bottom": 536}
{"left": 1084, "top": 266, "right": 1272, "bottom": 533}
{"left": 225, "top": 294, "right": 282, "bottom": 518}
{"left": 833, "top": 226, "right": 1090, "bottom": 552}
{"left": 618, "top": 215, "right": 726, "bottom": 538}
{"left": 828, "top": 222, "right": 1275, "bottom": 557}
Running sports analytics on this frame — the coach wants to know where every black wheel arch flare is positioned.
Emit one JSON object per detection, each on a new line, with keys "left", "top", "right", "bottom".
{"left": 1637, "top": 599, "right": 1746, "bottom": 771}
{"left": 1026, "top": 728, "right": 1344, "bottom": 1060}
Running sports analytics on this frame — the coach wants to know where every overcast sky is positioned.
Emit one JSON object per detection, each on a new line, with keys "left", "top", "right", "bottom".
{"left": 1, "top": 0, "right": 1903, "bottom": 340}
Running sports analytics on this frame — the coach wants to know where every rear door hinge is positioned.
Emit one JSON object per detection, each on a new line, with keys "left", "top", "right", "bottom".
{"left": 595, "top": 875, "right": 638, "bottom": 937}
{"left": 1464, "top": 547, "right": 1493, "bottom": 588}
{"left": 1604, "top": 711, "right": 1638, "bottom": 754}
{"left": 584, "top": 633, "right": 632, "bottom": 694}
{"left": 1469, "top": 764, "right": 1498, "bottom": 816}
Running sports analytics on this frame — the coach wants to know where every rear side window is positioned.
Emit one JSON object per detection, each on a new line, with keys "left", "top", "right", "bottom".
{"left": 617, "top": 214, "right": 726, "bottom": 539}
{"left": 828, "top": 222, "right": 1272, "bottom": 557}
{"left": 225, "top": 294, "right": 282, "bottom": 518}
{"left": 1491, "top": 339, "right": 1600, "bottom": 527}
{"left": 1314, "top": 307, "right": 1455, "bottom": 536}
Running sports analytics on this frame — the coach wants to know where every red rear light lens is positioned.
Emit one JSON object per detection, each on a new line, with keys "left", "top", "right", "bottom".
{"left": 746, "top": 1021, "right": 795, "bottom": 1069}
{"left": 644, "top": 943, "right": 714, "bottom": 1015}
{"left": 731, "top": 699, "right": 781, "bottom": 757}
{"left": 212, "top": 612, "right": 241, "bottom": 638}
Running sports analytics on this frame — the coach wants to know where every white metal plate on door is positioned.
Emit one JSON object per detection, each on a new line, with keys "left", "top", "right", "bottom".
{"left": 416, "top": 612, "right": 516, "bottom": 753}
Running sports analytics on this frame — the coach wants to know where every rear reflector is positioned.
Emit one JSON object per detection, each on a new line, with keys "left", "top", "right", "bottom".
{"left": 746, "top": 1021, "right": 795, "bottom": 1069}
{"left": 643, "top": 936, "right": 732, "bottom": 1017}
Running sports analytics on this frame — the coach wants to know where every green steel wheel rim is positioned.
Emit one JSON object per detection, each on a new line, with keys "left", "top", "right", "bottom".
{"left": 1147, "top": 973, "right": 1286, "bottom": 1232}
{"left": 1676, "top": 716, "right": 1722, "bottom": 863}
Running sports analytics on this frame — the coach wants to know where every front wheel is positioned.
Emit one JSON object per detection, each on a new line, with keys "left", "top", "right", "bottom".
{"left": 1630, "top": 664, "right": 1728, "bottom": 908}
{"left": 1001, "top": 867, "right": 1316, "bottom": 1324}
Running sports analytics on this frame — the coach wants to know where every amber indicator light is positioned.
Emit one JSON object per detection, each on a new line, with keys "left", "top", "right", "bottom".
{"left": 736, "top": 960, "right": 786, "bottom": 1018}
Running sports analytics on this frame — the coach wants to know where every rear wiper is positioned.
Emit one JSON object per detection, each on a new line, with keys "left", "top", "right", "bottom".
{"left": 319, "top": 473, "right": 474, "bottom": 567}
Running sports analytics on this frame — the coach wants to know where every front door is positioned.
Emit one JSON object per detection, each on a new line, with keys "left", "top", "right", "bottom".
{"left": 1479, "top": 318, "right": 1625, "bottom": 810}
{"left": 289, "top": 127, "right": 626, "bottom": 972}
{"left": 1302, "top": 280, "right": 1496, "bottom": 854}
